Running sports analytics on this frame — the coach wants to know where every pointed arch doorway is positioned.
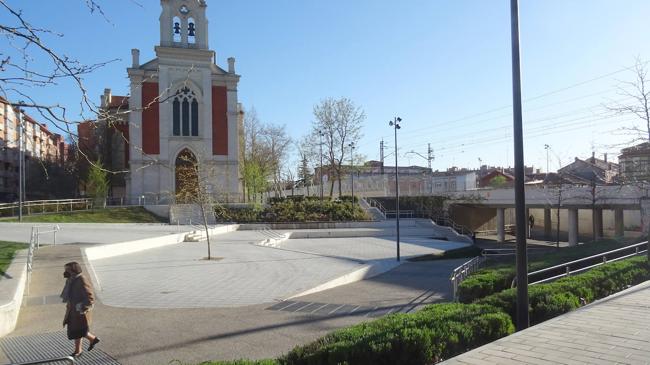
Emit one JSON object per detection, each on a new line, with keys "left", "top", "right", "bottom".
{"left": 175, "top": 148, "right": 199, "bottom": 203}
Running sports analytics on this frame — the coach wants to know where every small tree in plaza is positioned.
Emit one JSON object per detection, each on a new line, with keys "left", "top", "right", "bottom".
{"left": 85, "top": 160, "right": 109, "bottom": 209}
{"left": 175, "top": 149, "right": 227, "bottom": 260}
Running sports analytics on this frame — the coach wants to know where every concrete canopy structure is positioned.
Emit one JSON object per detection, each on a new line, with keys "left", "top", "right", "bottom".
{"left": 85, "top": 0, "right": 243, "bottom": 204}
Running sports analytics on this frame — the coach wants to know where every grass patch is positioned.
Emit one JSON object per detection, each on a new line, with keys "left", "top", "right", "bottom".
{"left": 408, "top": 245, "right": 483, "bottom": 262}
{"left": 196, "top": 361, "right": 279, "bottom": 365}
{"left": 0, "top": 241, "right": 28, "bottom": 277}
{"left": 1, "top": 207, "right": 166, "bottom": 224}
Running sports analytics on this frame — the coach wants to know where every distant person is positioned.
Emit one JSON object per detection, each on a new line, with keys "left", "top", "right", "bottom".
{"left": 528, "top": 215, "right": 535, "bottom": 238}
{"left": 61, "top": 262, "right": 101, "bottom": 358}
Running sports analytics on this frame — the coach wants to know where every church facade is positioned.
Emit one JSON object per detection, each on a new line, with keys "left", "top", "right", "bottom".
{"left": 84, "top": 0, "right": 242, "bottom": 204}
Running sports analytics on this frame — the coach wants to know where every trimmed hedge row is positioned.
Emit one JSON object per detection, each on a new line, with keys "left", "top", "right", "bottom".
{"left": 216, "top": 197, "right": 369, "bottom": 223}
{"left": 457, "top": 268, "right": 514, "bottom": 303}
{"left": 280, "top": 303, "right": 514, "bottom": 365}
{"left": 201, "top": 361, "right": 279, "bottom": 365}
{"left": 477, "top": 256, "right": 649, "bottom": 325}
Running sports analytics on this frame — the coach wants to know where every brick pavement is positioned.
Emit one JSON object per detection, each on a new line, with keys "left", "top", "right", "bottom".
{"left": 441, "top": 280, "right": 650, "bottom": 365}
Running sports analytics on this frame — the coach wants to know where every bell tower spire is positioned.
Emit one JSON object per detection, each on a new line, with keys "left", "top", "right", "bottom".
{"left": 160, "top": 0, "right": 209, "bottom": 49}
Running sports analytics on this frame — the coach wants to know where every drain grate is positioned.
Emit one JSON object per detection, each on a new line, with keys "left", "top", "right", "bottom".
{"left": 0, "top": 331, "right": 120, "bottom": 365}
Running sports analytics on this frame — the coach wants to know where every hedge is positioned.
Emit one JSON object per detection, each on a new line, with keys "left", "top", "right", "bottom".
{"left": 280, "top": 303, "right": 514, "bottom": 365}
{"left": 200, "top": 360, "right": 279, "bottom": 365}
{"left": 456, "top": 268, "right": 514, "bottom": 303}
{"left": 477, "top": 256, "right": 649, "bottom": 325}
{"left": 215, "top": 197, "right": 369, "bottom": 223}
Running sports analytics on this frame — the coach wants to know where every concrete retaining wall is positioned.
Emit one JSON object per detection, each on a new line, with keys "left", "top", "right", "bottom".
{"left": 0, "top": 250, "right": 27, "bottom": 338}
{"left": 144, "top": 205, "right": 170, "bottom": 220}
{"left": 84, "top": 224, "right": 239, "bottom": 261}
{"left": 238, "top": 220, "right": 423, "bottom": 231}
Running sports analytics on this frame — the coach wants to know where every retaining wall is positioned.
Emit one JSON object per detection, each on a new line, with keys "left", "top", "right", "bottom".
{"left": 0, "top": 250, "right": 27, "bottom": 338}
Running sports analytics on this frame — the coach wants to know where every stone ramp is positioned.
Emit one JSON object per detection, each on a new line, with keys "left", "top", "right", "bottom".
{"left": 0, "top": 332, "right": 119, "bottom": 365}
{"left": 441, "top": 280, "right": 650, "bottom": 365}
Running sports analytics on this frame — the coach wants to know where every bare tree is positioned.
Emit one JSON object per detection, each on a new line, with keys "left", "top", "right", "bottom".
{"left": 175, "top": 148, "right": 230, "bottom": 260}
{"left": 311, "top": 98, "right": 364, "bottom": 197}
{"left": 609, "top": 58, "right": 650, "bottom": 144}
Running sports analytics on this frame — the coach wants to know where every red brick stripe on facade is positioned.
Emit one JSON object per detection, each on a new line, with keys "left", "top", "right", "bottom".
{"left": 212, "top": 86, "right": 228, "bottom": 155}
{"left": 142, "top": 82, "right": 160, "bottom": 155}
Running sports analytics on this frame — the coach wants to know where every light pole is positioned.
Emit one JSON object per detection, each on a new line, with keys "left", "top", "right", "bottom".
{"left": 348, "top": 142, "right": 355, "bottom": 207}
{"left": 319, "top": 130, "right": 324, "bottom": 202}
{"left": 389, "top": 117, "right": 402, "bottom": 262}
{"left": 510, "top": 0, "right": 529, "bottom": 331}
{"left": 17, "top": 106, "right": 24, "bottom": 222}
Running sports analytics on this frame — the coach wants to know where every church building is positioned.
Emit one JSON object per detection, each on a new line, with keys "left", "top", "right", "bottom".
{"left": 81, "top": 0, "right": 242, "bottom": 204}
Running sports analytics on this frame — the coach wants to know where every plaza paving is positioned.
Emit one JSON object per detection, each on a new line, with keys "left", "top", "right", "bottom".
{"left": 89, "top": 230, "right": 468, "bottom": 308}
{"left": 3, "top": 242, "right": 464, "bottom": 364}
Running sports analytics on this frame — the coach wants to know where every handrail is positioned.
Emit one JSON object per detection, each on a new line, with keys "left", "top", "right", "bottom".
{"left": 449, "top": 256, "right": 486, "bottom": 300}
{"left": 512, "top": 241, "right": 648, "bottom": 287}
{"left": 6, "top": 356, "right": 76, "bottom": 365}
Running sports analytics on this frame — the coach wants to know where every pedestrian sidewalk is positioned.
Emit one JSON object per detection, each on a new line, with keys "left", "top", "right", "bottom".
{"left": 441, "top": 280, "right": 650, "bottom": 365}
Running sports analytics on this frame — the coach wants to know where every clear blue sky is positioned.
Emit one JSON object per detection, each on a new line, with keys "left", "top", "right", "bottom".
{"left": 4, "top": 0, "right": 650, "bottom": 173}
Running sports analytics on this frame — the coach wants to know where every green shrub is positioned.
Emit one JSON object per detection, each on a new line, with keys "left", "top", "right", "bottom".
{"left": 457, "top": 268, "right": 514, "bottom": 303}
{"left": 281, "top": 303, "right": 513, "bottom": 365}
{"left": 199, "top": 360, "right": 279, "bottom": 365}
{"left": 217, "top": 197, "right": 369, "bottom": 223}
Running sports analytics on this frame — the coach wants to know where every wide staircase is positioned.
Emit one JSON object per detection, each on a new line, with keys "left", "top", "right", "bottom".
{"left": 359, "top": 198, "right": 387, "bottom": 221}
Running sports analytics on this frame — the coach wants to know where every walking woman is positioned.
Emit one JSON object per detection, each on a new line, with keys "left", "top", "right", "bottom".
{"left": 61, "top": 262, "right": 100, "bottom": 358}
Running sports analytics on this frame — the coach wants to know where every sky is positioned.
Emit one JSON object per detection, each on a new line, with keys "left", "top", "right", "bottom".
{"left": 3, "top": 0, "right": 650, "bottom": 174}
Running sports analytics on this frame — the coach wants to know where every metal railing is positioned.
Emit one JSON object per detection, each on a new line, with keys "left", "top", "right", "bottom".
{"left": 366, "top": 198, "right": 387, "bottom": 216}
{"left": 26, "top": 225, "right": 61, "bottom": 295}
{"left": 512, "top": 241, "right": 648, "bottom": 287}
{"left": 6, "top": 356, "right": 76, "bottom": 365}
{"left": 450, "top": 256, "right": 486, "bottom": 300}
{"left": 0, "top": 199, "right": 92, "bottom": 217}
{"left": 433, "top": 216, "right": 474, "bottom": 238}
{"left": 385, "top": 210, "right": 414, "bottom": 218}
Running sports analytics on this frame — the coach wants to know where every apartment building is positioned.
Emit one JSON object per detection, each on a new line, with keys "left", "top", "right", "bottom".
{"left": 0, "top": 97, "right": 68, "bottom": 201}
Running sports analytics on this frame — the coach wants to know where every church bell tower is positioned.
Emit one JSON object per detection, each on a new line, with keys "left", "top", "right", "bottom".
{"left": 125, "top": 0, "right": 242, "bottom": 204}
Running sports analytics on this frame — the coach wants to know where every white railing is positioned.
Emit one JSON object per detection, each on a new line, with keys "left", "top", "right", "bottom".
{"left": 26, "top": 225, "right": 61, "bottom": 295}
{"left": 450, "top": 256, "right": 486, "bottom": 301}
{"left": 0, "top": 199, "right": 92, "bottom": 217}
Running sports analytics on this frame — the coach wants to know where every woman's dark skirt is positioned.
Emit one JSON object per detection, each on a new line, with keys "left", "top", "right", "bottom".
{"left": 66, "top": 311, "right": 89, "bottom": 340}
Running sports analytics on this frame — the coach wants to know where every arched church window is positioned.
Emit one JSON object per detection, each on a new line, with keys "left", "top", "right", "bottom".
{"left": 173, "top": 16, "right": 182, "bottom": 43}
{"left": 172, "top": 87, "right": 199, "bottom": 137}
{"left": 188, "top": 18, "right": 196, "bottom": 44}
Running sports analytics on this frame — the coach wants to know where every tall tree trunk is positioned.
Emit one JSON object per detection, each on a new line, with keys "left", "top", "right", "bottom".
{"left": 201, "top": 203, "right": 211, "bottom": 260}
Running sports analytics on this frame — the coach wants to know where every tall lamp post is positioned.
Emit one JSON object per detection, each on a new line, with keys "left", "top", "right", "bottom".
{"left": 17, "top": 106, "right": 24, "bottom": 222}
{"left": 510, "top": 0, "right": 529, "bottom": 331}
{"left": 348, "top": 142, "right": 355, "bottom": 207}
{"left": 389, "top": 117, "right": 402, "bottom": 261}
{"left": 319, "top": 130, "right": 324, "bottom": 202}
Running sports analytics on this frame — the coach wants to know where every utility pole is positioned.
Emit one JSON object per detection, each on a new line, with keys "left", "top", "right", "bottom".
{"left": 349, "top": 142, "right": 355, "bottom": 208}
{"left": 380, "top": 139, "right": 385, "bottom": 175}
{"left": 319, "top": 131, "right": 324, "bottom": 202}
{"left": 17, "top": 107, "right": 24, "bottom": 222}
{"left": 389, "top": 117, "right": 402, "bottom": 262}
{"left": 510, "top": 0, "right": 529, "bottom": 331}
{"left": 427, "top": 143, "right": 434, "bottom": 170}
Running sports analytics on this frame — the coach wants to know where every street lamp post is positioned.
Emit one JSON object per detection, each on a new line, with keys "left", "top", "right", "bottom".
{"left": 17, "top": 107, "right": 24, "bottom": 222}
{"left": 319, "top": 131, "right": 324, "bottom": 202}
{"left": 510, "top": 0, "right": 530, "bottom": 331}
{"left": 389, "top": 117, "right": 402, "bottom": 262}
{"left": 349, "top": 142, "right": 355, "bottom": 207}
